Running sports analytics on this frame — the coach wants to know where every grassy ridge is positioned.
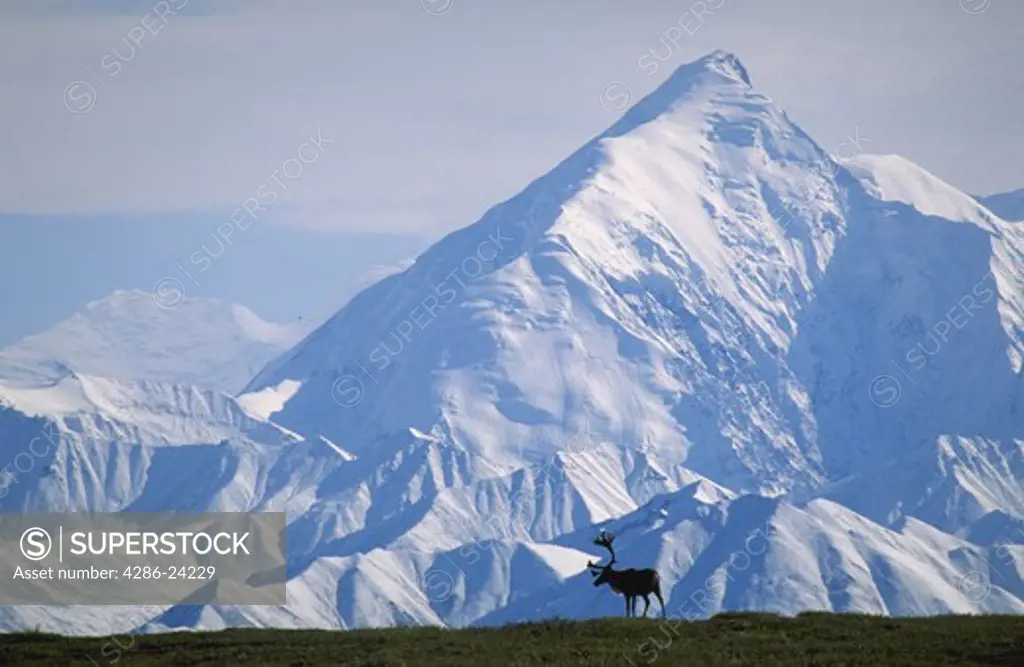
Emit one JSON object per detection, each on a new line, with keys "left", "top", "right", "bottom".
{"left": 3, "top": 613, "right": 1024, "bottom": 666}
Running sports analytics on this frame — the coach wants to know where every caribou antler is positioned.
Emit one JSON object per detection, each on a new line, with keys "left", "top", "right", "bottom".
{"left": 593, "top": 530, "right": 616, "bottom": 566}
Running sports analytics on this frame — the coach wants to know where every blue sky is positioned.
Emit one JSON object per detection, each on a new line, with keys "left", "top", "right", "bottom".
{"left": 0, "top": 0, "right": 1020, "bottom": 346}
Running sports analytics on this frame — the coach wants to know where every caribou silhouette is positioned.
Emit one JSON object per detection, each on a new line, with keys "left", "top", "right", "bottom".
{"left": 587, "top": 530, "right": 666, "bottom": 618}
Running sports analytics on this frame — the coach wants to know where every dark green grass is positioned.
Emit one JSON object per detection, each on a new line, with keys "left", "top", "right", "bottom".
{"left": 3, "top": 612, "right": 1024, "bottom": 666}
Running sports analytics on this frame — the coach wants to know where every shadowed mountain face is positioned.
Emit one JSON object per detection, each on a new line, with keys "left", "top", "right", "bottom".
{"left": 2, "top": 51, "right": 1024, "bottom": 633}
{"left": 790, "top": 178, "right": 1024, "bottom": 479}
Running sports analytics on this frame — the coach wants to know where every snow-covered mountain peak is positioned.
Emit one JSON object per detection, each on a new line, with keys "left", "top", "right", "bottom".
{"left": 694, "top": 49, "right": 752, "bottom": 86}
{"left": 622, "top": 50, "right": 753, "bottom": 122}
{"left": 244, "top": 49, "right": 853, "bottom": 492}
{"left": 82, "top": 289, "right": 303, "bottom": 346}
{"left": 0, "top": 289, "right": 310, "bottom": 393}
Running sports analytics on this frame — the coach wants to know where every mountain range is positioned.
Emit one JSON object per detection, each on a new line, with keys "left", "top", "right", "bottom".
{"left": 1, "top": 50, "right": 1023, "bottom": 635}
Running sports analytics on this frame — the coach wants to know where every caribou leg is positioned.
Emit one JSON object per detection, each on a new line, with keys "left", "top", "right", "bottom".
{"left": 624, "top": 595, "right": 632, "bottom": 617}
{"left": 642, "top": 595, "right": 650, "bottom": 617}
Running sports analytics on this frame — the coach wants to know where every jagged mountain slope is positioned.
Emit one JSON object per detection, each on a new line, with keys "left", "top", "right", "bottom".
{"left": 482, "top": 484, "right": 1024, "bottom": 625}
{"left": 821, "top": 435, "right": 1024, "bottom": 541}
{"left": 0, "top": 289, "right": 309, "bottom": 394}
{"left": 0, "top": 372, "right": 347, "bottom": 515}
{"left": 0, "top": 378, "right": 698, "bottom": 633}
{"left": 282, "top": 434, "right": 714, "bottom": 564}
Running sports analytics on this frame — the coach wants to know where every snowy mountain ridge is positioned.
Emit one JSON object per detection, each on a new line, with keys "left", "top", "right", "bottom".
{"left": 0, "top": 289, "right": 310, "bottom": 394}
{"left": 1, "top": 50, "right": 1023, "bottom": 634}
